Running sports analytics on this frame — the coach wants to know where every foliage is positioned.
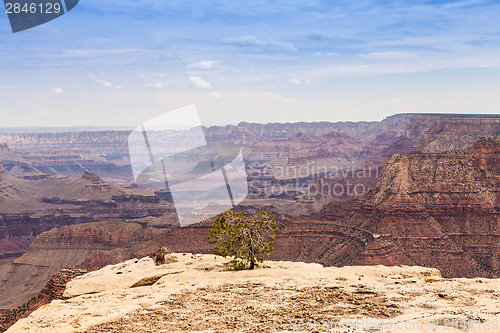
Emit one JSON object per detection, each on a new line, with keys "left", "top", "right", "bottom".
{"left": 208, "top": 209, "right": 279, "bottom": 270}
{"left": 221, "top": 259, "right": 247, "bottom": 271}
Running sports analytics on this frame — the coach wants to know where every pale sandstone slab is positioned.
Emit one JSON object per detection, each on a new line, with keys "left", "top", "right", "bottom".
{"left": 7, "top": 253, "right": 500, "bottom": 333}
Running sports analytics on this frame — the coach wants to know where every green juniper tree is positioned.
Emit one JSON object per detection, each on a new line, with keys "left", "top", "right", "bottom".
{"left": 208, "top": 209, "right": 279, "bottom": 270}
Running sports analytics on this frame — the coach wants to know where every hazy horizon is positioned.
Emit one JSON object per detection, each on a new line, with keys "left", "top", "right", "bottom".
{"left": 1, "top": 112, "right": 499, "bottom": 133}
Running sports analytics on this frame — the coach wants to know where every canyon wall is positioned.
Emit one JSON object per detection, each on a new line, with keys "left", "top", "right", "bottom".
{"left": 0, "top": 170, "right": 176, "bottom": 261}
{"left": 412, "top": 115, "right": 499, "bottom": 153}
{"left": 0, "top": 113, "right": 499, "bottom": 311}
{"left": 152, "top": 137, "right": 500, "bottom": 278}
{"left": 318, "top": 137, "right": 500, "bottom": 278}
{"left": 0, "top": 219, "right": 172, "bottom": 311}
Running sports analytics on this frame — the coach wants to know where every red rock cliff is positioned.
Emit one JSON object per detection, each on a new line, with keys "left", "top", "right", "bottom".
{"left": 319, "top": 137, "right": 499, "bottom": 278}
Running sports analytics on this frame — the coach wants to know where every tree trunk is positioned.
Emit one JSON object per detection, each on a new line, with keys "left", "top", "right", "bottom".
{"left": 249, "top": 259, "right": 255, "bottom": 270}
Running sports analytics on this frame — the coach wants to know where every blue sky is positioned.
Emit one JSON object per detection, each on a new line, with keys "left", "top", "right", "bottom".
{"left": 1, "top": 0, "right": 499, "bottom": 127}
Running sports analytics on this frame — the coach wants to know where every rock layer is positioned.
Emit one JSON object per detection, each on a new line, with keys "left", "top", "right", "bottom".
{"left": 0, "top": 267, "right": 89, "bottom": 332}
{"left": 0, "top": 220, "right": 173, "bottom": 311}
{"left": 318, "top": 137, "right": 500, "bottom": 278}
{"left": 0, "top": 171, "right": 175, "bottom": 261}
{"left": 159, "top": 138, "right": 500, "bottom": 278}
{"left": 6, "top": 254, "right": 500, "bottom": 333}
{"left": 412, "top": 115, "right": 500, "bottom": 153}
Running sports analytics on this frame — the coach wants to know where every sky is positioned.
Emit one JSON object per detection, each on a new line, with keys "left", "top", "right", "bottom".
{"left": 0, "top": 0, "right": 499, "bottom": 127}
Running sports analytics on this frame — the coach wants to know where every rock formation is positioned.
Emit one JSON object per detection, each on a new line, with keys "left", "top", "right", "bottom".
{"left": 412, "top": 115, "right": 499, "bottom": 153}
{"left": 0, "top": 171, "right": 176, "bottom": 263}
{"left": 6, "top": 254, "right": 500, "bottom": 332}
{"left": 0, "top": 267, "right": 89, "bottom": 332}
{"left": 317, "top": 137, "right": 500, "bottom": 278}
{"left": 1, "top": 114, "right": 499, "bottom": 317}
{"left": 2, "top": 114, "right": 497, "bottom": 218}
{"left": 157, "top": 138, "right": 500, "bottom": 278}
{"left": 0, "top": 220, "right": 174, "bottom": 311}
{"left": 0, "top": 131, "right": 132, "bottom": 182}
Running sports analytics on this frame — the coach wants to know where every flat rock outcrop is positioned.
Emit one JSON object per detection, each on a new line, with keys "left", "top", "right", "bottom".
{"left": 6, "top": 254, "right": 500, "bottom": 332}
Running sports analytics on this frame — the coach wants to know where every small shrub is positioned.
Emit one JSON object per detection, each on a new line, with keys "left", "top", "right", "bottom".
{"left": 208, "top": 209, "right": 279, "bottom": 270}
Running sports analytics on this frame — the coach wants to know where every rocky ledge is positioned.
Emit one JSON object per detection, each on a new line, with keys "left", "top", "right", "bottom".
{"left": 6, "top": 253, "right": 500, "bottom": 332}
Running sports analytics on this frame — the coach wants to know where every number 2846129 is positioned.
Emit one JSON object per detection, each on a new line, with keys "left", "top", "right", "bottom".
{"left": 5, "top": 2, "right": 62, "bottom": 14}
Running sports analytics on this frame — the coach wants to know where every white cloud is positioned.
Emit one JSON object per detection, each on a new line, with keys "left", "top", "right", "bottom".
{"left": 189, "top": 76, "right": 212, "bottom": 89}
{"left": 51, "top": 87, "right": 64, "bottom": 94}
{"left": 96, "top": 80, "right": 113, "bottom": 88}
{"left": 313, "top": 52, "right": 341, "bottom": 58}
{"left": 220, "top": 35, "right": 297, "bottom": 51}
{"left": 209, "top": 92, "right": 222, "bottom": 99}
{"left": 96, "top": 80, "right": 121, "bottom": 89}
{"left": 290, "top": 78, "right": 301, "bottom": 85}
{"left": 187, "top": 60, "right": 222, "bottom": 70}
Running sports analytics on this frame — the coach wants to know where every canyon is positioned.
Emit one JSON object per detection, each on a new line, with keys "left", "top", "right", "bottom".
{"left": 153, "top": 138, "right": 500, "bottom": 279}
{"left": 2, "top": 134, "right": 495, "bottom": 313}
{"left": 0, "top": 113, "right": 498, "bottom": 317}
{"left": 2, "top": 114, "right": 498, "bottom": 212}
{"left": 0, "top": 168, "right": 176, "bottom": 262}
{"left": 317, "top": 137, "right": 500, "bottom": 278}
{"left": 0, "top": 220, "right": 174, "bottom": 311}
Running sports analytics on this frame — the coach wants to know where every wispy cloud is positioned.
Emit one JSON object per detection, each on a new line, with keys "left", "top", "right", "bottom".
{"left": 50, "top": 87, "right": 64, "bottom": 94}
{"left": 220, "top": 35, "right": 297, "bottom": 51}
{"left": 150, "top": 82, "right": 165, "bottom": 89}
{"left": 187, "top": 60, "right": 222, "bottom": 70}
{"left": 290, "top": 78, "right": 301, "bottom": 85}
{"left": 96, "top": 80, "right": 113, "bottom": 88}
{"left": 313, "top": 52, "right": 341, "bottom": 58}
{"left": 189, "top": 76, "right": 212, "bottom": 89}
{"left": 61, "top": 48, "right": 140, "bottom": 57}
{"left": 96, "top": 80, "right": 122, "bottom": 89}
